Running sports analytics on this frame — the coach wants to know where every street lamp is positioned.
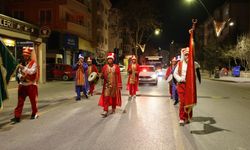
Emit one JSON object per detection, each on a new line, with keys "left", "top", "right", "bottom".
{"left": 184, "top": 0, "right": 211, "bottom": 17}
{"left": 229, "top": 21, "right": 234, "bottom": 26}
{"left": 154, "top": 28, "right": 161, "bottom": 36}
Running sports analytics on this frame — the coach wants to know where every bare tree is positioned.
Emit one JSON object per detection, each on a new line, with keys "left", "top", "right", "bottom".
{"left": 225, "top": 34, "right": 250, "bottom": 71}
{"left": 236, "top": 34, "right": 250, "bottom": 71}
{"left": 117, "top": 0, "right": 160, "bottom": 55}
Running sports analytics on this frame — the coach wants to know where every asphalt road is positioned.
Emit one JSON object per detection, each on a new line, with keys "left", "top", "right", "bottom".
{"left": 0, "top": 75, "right": 250, "bottom": 150}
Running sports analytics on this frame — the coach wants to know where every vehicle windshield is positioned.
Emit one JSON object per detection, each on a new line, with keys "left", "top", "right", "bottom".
{"left": 140, "top": 66, "right": 155, "bottom": 72}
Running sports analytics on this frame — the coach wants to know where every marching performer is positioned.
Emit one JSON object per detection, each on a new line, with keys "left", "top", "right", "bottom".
{"left": 87, "top": 57, "right": 98, "bottom": 96}
{"left": 165, "top": 58, "right": 175, "bottom": 99}
{"left": 174, "top": 48, "right": 191, "bottom": 125}
{"left": 11, "top": 47, "right": 39, "bottom": 123}
{"left": 126, "top": 55, "right": 140, "bottom": 100}
{"left": 170, "top": 56, "right": 180, "bottom": 105}
{"left": 73, "top": 54, "right": 89, "bottom": 100}
{"left": 174, "top": 20, "right": 198, "bottom": 126}
{"left": 98, "top": 52, "right": 122, "bottom": 117}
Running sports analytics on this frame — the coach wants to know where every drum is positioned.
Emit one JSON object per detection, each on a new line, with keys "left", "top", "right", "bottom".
{"left": 88, "top": 72, "right": 99, "bottom": 84}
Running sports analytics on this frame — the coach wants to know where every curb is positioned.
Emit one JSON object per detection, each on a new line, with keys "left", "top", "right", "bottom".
{"left": 210, "top": 78, "right": 250, "bottom": 83}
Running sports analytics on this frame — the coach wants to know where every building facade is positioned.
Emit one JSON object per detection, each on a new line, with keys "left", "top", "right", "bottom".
{"left": 5, "top": 0, "right": 94, "bottom": 65}
{"left": 202, "top": 0, "right": 250, "bottom": 46}
{"left": 92, "top": 0, "right": 111, "bottom": 53}
{"left": 0, "top": 14, "right": 46, "bottom": 83}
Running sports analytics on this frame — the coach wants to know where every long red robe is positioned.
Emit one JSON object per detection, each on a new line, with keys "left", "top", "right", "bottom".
{"left": 126, "top": 63, "right": 140, "bottom": 91}
{"left": 88, "top": 64, "right": 98, "bottom": 94}
{"left": 98, "top": 64, "right": 122, "bottom": 107}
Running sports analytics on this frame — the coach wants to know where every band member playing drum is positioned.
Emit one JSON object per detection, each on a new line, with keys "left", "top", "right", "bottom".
{"left": 87, "top": 57, "right": 98, "bottom": 96}
{"left": 126, "top": 55, "right": 140, "bottom": 100}
{"left": 73, "top": 54, "right": 89, "bottom": 101}
{"left": 11, "top": 47, "right": 39, "bottom": 124}
{"left": 98, "top": 52, "right": 122, "bottom": 117}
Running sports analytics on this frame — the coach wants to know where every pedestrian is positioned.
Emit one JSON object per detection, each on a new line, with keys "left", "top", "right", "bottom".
{"left": 98, "top": 52, "right": 122, "bottom": 117}
{"left": 87, "top": 57, "right": 98, "bottom": 96}
{"left": 11, "top": 47, "right": 39, "bottom": 123}
{"left": 126, "top": 55, "right": 140, "bottom": 100}
{"left": 165, "top": 57, "right": 178, "bottom": 99}
{"left": 173, "top": 47, "right": 192, "bottom": 125}
{"left": 73, "top": 54, "right": 89, "bottom": 100}
{"left": 171, "top": 56, "right": 180, "bottom": 105}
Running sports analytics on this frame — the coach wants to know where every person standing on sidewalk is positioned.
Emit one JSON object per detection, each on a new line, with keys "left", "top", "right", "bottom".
{"left": 11, "top": 47, "right": 39, "bottom": 123}
{"left": 87, "top": 57, "right": 98, "bottom": 96}
{"left": 173, "top": 48, "right": 192, "bottom": 125}
{"left": 126, "top": 55, "right": 140, "bottom": 100}
{"left": 98, "top": 52, "right": 122, "bottom": 117}
{"left": 73, "top": 54, "right": 89, "bottom": 100}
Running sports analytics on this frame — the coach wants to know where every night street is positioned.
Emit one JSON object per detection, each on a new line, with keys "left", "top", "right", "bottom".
{"left": 1, "top": 0, "right": 250, "bottom": 150}
{"left": 1, "top": 74, "right": 250, "bottom": 150}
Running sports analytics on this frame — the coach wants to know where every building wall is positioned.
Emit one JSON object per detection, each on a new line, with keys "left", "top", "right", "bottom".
{"left": 5, "top": 0, "right": 94, "bottom": 65}
{"left": 92, "top": 0, "right": 111, "bottom": 53}
{"left": 202, "top": 0, "right": 250, "bottom": 46}
{"left": 0, "top": 14, "right": 46, "bottom": 83}
{"left": 108, "top": 8, "right": 122, "bottom": 52}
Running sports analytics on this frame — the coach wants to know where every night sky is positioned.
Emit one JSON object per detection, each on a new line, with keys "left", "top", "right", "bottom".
{"left": 110, "top": 0, "right": 227, "bottom": 49}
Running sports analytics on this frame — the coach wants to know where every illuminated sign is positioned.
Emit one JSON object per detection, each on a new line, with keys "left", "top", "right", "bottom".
{"left": 0, "top": 14, "right": 39, "bottom": 36}
{"left": 2, "top": 38, "right": 15, "bottom": 47}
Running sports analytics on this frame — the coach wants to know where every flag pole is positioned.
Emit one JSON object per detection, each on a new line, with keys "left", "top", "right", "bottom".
{"left": 184, "top": 19, "right": 198, "bottom": 121}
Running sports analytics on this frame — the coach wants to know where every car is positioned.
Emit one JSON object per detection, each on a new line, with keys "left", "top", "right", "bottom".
{"left": 119, "top": 64, "right": 126, "bottom": 72}
{"left": 138, "top": 65, "right": 158, "bottom": 85}
{"left": 46, "top": 64, "right": 75, "bottom": 81}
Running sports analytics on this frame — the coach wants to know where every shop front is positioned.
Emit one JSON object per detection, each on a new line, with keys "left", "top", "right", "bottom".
{"left": 77, "top": 37, "right": 95, "bottom": 64}
{"left": 0, "top": 14, "right": 46, "bottom": 83}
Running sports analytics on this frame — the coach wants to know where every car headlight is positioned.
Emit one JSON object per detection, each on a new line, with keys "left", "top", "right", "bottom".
{"left": 151, "top": 74, "right": 157, "bottom": 79}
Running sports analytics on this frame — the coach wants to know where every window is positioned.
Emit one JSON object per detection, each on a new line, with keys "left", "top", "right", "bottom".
{"left": 13, "top": 10, "right": 24, "bottom": 20}
{"left": 39, "top": 10, "right": 52, "bottom": 24}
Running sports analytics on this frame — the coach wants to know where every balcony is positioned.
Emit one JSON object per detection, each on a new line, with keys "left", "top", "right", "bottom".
{"left": 61, "top": 0, "right": 89, "bottom": 14}
{"left": 64, "top": 21, "right": 91, "bottom": 40}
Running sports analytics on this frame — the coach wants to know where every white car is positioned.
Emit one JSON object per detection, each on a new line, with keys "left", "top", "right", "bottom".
{"left": 139, "top": 65, "right": 158, "bottom": 85}
{"left": 119, "top": 64, "right": 125, "bottom": 72}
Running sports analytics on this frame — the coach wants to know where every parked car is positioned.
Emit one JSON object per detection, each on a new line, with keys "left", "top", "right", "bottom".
{"left": 46, "top": 64, "right": 75, "bottom": 81}
{"left": 138, "top": 65, "right": 158, "bottom": 85}
{"left": 119, "top": 64, "right": 126, "bottom": 72}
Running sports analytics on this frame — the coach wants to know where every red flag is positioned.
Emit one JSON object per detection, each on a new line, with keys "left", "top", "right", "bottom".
{"left": 184, "top": 26, "right": 197, "bottom": 115}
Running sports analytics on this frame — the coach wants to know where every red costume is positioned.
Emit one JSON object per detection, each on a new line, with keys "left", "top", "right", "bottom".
{"left": 165, "top": 65, "right": 173, "bottom": 98}
{"left": 174, "top": 46, "right": 196, "bottom": 125}
{"left": 126, "top": 56, "right": 139, "bottom": 97}
{"left": 13, "top": 47, "right": 39, "bottom": 123}
{"left": 174, "top": 60, "right": 192, "bottom": 122}
{"left": 87, "top": 57, "right": 98, "bottom": 96}
{"left": 99, "top": 53, "right": 122, "bottom": 116}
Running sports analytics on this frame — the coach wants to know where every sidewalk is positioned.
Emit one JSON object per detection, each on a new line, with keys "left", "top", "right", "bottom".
{"left": 201, "top": 71, "right": 250, "bottom": 83}
{"left": 211, "top": 76, "right": 250, "bottom": 83}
